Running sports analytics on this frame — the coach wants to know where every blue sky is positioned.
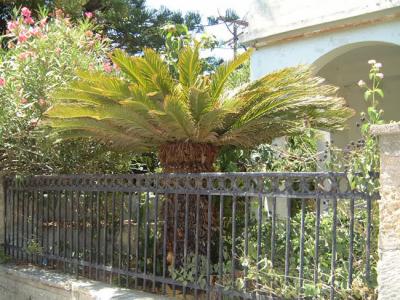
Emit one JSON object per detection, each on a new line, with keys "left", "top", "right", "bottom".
{"left": 146, "top": 0, "right": 251, "bottom": 60}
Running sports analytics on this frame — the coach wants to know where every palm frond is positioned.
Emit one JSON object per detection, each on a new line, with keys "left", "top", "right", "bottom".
{"left": 209, "top": 49, "right": 253, "bottom": 101}
{"left": 178, "top": 43, "right": 202, "bottom": 88}
{"left": 111, "top": 49, "right": 146, "bottom": 87}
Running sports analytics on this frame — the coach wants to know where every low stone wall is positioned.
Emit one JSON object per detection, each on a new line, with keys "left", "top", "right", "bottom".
{"left": 0, "top": 264, "right": 167, "bottom": 300}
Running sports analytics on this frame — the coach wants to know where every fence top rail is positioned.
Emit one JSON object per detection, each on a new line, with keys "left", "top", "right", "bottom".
{"left": 3, "top": 172, "right": 379, "bottom": 199}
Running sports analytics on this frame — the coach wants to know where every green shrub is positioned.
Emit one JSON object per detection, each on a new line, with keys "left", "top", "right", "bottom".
{"left": 0, "top": 7, "right": 134, "bottom": 174}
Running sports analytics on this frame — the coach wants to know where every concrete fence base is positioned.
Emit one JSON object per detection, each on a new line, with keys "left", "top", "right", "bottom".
{"left": 0, "top": 264, "right": 168, "bottom": 300}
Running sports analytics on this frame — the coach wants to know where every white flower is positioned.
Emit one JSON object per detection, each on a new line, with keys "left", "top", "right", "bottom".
{"left": 374, "top": 62, "right": 382, "bottom": 69}
{"left": 357, "top": 80, "right": 366, "bottom": 87}
{"left": 376, "top": 73, "right": 384, "bottom": 79}
{"left": 368, "top": 59, "right": 376, "bottom": 65}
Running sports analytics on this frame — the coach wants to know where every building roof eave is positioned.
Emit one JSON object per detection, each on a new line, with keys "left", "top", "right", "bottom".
{"left": 242, "top": 6, "right": 400, "bottom": 48}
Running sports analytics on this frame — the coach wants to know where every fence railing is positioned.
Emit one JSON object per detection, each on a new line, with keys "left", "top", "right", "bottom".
{"left": 3, "top": 172, "right": 379, "bottom": 299}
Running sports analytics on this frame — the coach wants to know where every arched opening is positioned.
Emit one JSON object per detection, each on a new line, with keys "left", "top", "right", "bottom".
{"left": 314, "top": 42, "right": 400, "bottom": 148}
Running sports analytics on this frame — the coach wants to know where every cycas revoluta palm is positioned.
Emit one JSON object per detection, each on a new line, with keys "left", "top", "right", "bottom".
{"left": 44, "top": 45, "right": 353, "bottom": 265}
{"left": 44, "top": 44, "right": 352, "bottom": 172}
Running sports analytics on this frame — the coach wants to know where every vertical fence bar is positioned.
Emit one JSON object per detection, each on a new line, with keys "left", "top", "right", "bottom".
{"left": 4, "top": 185, "right": 9, "bottom": 256}
{"left": 83, "top": 192, "right": 87, "bottom": 277}
{"left": 218, "top": 194, "right": 224, "bottom": 300}
{"left": 314, "top": 197, "right": 321, "bottom": 285}
{"left": 365, "top": 195, "right": 372, "bottom": 283}
{"left": 16, "top": 190, "right": 20, "bottom": 260}
{"left": 104, "top": 192, "right": 108, "bottom": 281}
{"left": 144, "top": 192, "right": 150, "bottom": 290}
{"left": 57, "top": 191, "right": 61, "bottom": 269}
{"left": 41, "top": 191, "right": 45, "bottom": 265}
{"left": 162, "top": 194, "right": 167, "bottom": 295}
{"left": 22, "top": 191, "right": 26, "bottom": 261}
{"left": 284, "top": 198, "right": 291, "bottom": 285}
{"left": 127, "top": 192, "right": 132, "bottom": 288}
{"left": 118, "top": 192, "right": 124, "bottom": 286}
{"left": 231, "top": 195, "right": 237, "bottom": 289}
{"left": 90, "top": 191, "right": 94, "bottom": 279}
{"left": 21, "top": 191, "right": 25, "bottom": 261}
{"left": 64, "top": 191, "right": 68, "bottom": 272}
{"left": 27, "top": 191, "right": 30, "bottom": 262}
{"left": 330, "top": 196, "right": 338, "bottom": 300}
{"left": 12, "top": 189, "right": 16, "bottom": 259}
{"left": 348, "top": 195, "right": 355, "bottom": 288}
{"left": 271, "top": 197, "right": 277, "bottom": 268}
{"left": 172, "top": 193, "right": 178, "bottom": 296}
{"left": 70, "top": 191, "right": 74, "bottom": 274}
{"left": 152, "top": 193, "right": 159, "bottom": 292}
{"left": 26, "top": 191, "right": 30, "bottom": 262}
{"left": 257, "top": 194, "right": 262, "bottom": 284}
{"left": 31, "top": 190, "right": 35, "bottom": 262}
{"left": 46, "top": 191, "right": 50, "bottom": 266}
{"left": 96, "top": 191, "right": 101, "bottom": 281}
{"left": 3, "top": 182, "right": 7, "bottom": 256}
{"left": 76, "top": 191, "right": 81, "bottom": 278}
{"left": 194, "top": 193, "right": 200, "bottom": 298}
{"left": 182, "top": 193, "right": 189, "bottom": 297}
{"left": 35, "top": 190, "right": 39, "bottom": 264}
{"left": 244, "top": 196, "right": 249, "bottom": 291}
{"left": 135, "top": 192, "right": 140, "bottom": 289}
{"left": 299, "top": 198, "right": 306, "bottom": 295}
{"left": 111, "top": 192, "right": 116, "bottom": 284}
{"left": 52, "top": 191, "right": 56, "bottom": 267}
{"left": 206, "top": 194, "right": 212, "bottom": 299}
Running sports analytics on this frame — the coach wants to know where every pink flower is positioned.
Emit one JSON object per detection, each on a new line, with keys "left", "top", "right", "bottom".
{"left": 84, "top": 12, "right": 93, "bottom": 19}
{"left": 18, "top": 51, "right": 34, "bottom": 61}
{"left": 39, "top": 18, "right": 47, "bottom": 28}
{"left": 376, "top": 73, "right": 384, "bottom": 79}
{"left": 0, "top": 78, "right": 5, "bottom": 87}
{"left": 21, "top": 7, "right": 32, "bottom": 18}
{"left": 20, "top": 98, "right": 28, "bottom": 104}
{"left": 87, "top": 40, "right": 95, "bottom": 48}
{"left": 18, "top": 32, "right": 28, "bottom": 43}
{"left": 23, "top": 16, "right": 35, "bottom": 25}
{"left": 30, "top": 27, "right": 41, "bottom": 37}
{"left": 7, "top": 21, "right": 18, "bottom": 31}
{"left": 103, "top": 62, "right": 113, "bottom": 73}
{"left": 18, "top": 52, "right": 29, "bottom": 61}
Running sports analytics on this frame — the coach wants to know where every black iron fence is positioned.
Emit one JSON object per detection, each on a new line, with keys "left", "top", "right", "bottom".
{"left": 3, "top": 172, "right": 379, "bottom": 299}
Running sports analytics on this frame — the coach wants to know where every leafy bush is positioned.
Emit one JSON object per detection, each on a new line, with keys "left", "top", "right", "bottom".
{"left": 0, "top": 7, "right": 135, "bottom": 174}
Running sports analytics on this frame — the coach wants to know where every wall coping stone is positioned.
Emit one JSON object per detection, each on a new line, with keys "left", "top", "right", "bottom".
{"left": 371, "top": 122, "right": 400, "bottom": 136}
{"left": 0, "top": 264, "right": 171, "bottom": 300}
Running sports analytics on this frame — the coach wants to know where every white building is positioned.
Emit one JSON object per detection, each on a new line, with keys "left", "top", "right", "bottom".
{"left": 242, "top": 0, "right": 400, "bottom": 147}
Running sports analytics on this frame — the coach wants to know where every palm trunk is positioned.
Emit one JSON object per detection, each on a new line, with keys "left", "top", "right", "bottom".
{"left": 158, "top": 142, "right": 219, "bottom": 267}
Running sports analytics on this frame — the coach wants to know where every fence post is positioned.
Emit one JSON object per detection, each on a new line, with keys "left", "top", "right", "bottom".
{"left": 371, "top": 123, "right": 400, "bottom": 299}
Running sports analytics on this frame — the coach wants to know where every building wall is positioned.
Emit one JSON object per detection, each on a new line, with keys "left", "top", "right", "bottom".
{"left": 249, "top": 19, "right": 400, "bottom": 80}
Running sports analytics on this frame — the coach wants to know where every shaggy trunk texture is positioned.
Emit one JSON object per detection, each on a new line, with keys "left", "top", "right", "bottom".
{"left": 158, "top": 142, "right": 219, "bottom": 267}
